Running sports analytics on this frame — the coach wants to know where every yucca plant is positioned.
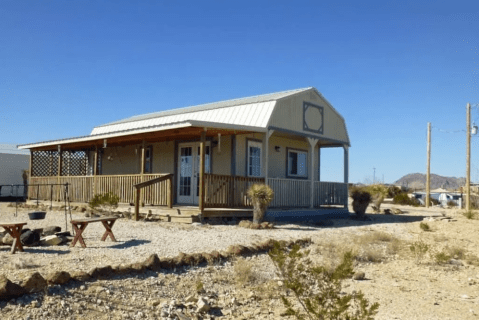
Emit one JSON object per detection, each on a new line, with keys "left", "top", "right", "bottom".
{"left": 247, "top": 184, "right": 274, "bottom": 224}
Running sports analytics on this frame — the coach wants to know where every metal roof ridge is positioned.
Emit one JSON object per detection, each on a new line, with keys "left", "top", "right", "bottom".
{"left": 96, "top": 87, "right": 313, "bottom": 129}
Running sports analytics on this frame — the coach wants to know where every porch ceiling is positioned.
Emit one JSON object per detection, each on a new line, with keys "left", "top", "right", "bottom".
{"left": 25, "top": 126, "right": 253, "bottom": 151}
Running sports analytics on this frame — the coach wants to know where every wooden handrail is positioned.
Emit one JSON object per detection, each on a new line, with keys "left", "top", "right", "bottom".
{"left": 134, "top": 174, "right": 173, "bottom": 221}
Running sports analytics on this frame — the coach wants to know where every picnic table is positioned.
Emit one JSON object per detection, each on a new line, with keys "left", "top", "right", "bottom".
{"left": 70, "top": 217, "right": 118, "bottom": 248}
{"left": 0, "top": 222, "right": 27, "bottom": 254}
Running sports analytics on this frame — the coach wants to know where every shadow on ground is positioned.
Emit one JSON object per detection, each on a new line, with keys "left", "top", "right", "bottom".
{"left": 274, "top": 213, "right": 429, "bottom": 230}
{"left": 109, "top": 239, "right": 151, "bottom": 249}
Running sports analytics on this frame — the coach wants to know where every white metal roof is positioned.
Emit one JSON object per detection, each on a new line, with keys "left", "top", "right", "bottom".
{"left": 92, "top": 87, "right": 311, "bottom": 135}
{"left": 92, "top": 101, "right": 277, "bottom": 135}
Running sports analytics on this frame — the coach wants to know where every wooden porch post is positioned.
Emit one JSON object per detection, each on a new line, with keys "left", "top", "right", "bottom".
{"left": 57, "top": 145, "right": 62, "bottom": 201}
{"left": 264, "top": 130, "right": 274, "bottom": 186}
{"left": 93, "top": 145, "right": 98, "bottom": 196}
{"left": 199, "top": 130, "right": 206, "bottom": 212}
{"left": 343, "top": 145, "right": 349, "bottom": 209}
{"left": 28, "top": 150, "right": 33, "bottom": 200}
{"left": 140, "top": 140, "right": 145, "bottom": 207}
{"left": 308, "top": 138, "right": 318, "bottom": 209}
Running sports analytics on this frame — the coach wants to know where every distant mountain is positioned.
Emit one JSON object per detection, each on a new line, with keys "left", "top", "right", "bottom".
{"left": 394, "top": 173, "right": 466, "bottom": 190}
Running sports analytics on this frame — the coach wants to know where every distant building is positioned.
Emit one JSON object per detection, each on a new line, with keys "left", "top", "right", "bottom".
{"left": 0, "top": 144, "right": 29, "bottom": 197}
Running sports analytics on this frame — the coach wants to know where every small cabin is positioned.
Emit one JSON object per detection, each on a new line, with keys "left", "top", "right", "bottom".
{"left": 19, "top": 87, "right": 350, "bottom": 220}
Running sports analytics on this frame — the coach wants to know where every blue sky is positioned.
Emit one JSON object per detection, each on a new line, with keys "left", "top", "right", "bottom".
{"left": 1, "top": 1, "right": 479, "bottom": 183}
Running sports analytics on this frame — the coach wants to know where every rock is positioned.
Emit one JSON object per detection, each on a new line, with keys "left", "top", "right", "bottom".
{"left": 21, "top": 272, "right": 47, "bottom": 293}
{"left": 42, "top": 226, "right": 61, "bottom": 236}
{"left": 185, "top": 295, "right": 197, "bottom": 303}
{"left": 393, "top": 208, "right": 404, "bottom": 214}
{"left": 2, "top": 233, "right": 13, "bottom": 245}
{"left": 70, "top": 271, "right": 90, "bottom": 282}
{"left": 112, "top": 264, "right": 133, "bottom": 275}
{"left": 130, "top": 262, "right": 146, "bottom": 273}
{"left": 89, "top": 266, "right": 113, "bottom": 279}
{"left": 353, "top": 272, "right": 366, "bottom": 280}
{"left": 448, "top": 259, "right": 464, "bottom": 266}
{"left": 383, "top": 209, "right": 392, "bottom": 215}
{"left": 238, "top": 220, "right": 252, "bottom": 228}
{"left": 46, "top": 271, "right": 71, "bottom": 285}
{"left": 196, "top": 297, "right": 210, "bottom": 313}
{"left": 40, "top": 235, "right": 62, "bottom": 246}
{"left": 0, "top": 275, "right": 27, "bottom": 300}
{"left": 20, "top": 230, "right": 40, "bottom": 246}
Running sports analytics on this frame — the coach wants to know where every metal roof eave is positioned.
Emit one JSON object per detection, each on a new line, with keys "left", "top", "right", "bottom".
{"left": 17, "top": 122, "right": 195, "bottom": 150}
{"left": 18, "top": 121, "right": 267, "bottom": 150}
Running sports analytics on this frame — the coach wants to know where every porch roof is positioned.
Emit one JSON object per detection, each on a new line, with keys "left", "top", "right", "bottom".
{"left": 17, "top": 120, "right": 263, "bottom": 150}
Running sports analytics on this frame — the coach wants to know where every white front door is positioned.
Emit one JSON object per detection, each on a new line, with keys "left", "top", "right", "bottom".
{"left": 177, "top": 142, "right": 210, "bottom": 205}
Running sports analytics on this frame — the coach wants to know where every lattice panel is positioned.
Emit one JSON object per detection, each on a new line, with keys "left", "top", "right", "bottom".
{"left": 31, "top": 151, "right": 59, "bottom": 177}
{"left": 61, "top": 150, "right": 89, "bottom": 176}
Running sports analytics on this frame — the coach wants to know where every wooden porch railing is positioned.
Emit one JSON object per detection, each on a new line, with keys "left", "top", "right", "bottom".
{"left": 29, "top": 174, "right": 173, "bottom": 206}
{"left": 268, "top": 178, "right": 311, "bottom": 208}
{"left": 314, "top": 181, "right": 348, "bottom": 207}
{"left": 204, "top": 174, "right": 265, "bottom": 208}
{"left": 134, "top": 174, "right": 173, "bottom": 221}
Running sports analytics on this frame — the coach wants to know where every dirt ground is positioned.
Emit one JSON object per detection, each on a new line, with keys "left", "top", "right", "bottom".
{"left": 1, "top": 201, "right": 479, "bottom": 319}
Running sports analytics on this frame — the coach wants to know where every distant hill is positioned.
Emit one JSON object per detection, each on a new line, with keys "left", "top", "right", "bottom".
{"left": 394, "top": 173, "right": 466, "bottom": 190}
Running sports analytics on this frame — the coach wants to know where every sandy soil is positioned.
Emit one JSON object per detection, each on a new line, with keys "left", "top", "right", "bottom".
{"left": 1, "top": 201, "right": 479, "bottom": 319}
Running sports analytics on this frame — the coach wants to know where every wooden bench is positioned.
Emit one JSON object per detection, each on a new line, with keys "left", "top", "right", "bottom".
{"left": 70, "top": 217, "right": 118, "bottom": 248}
{"left": 0, "top": 222, "right": 27, "bottom": 254}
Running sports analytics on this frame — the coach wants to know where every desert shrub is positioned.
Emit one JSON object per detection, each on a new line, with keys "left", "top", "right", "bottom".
{"left": 89, "top": 192, "right": 120, "bottom": 214}
{"left": 419, "top": 222, "right": 431, "bottom": 232}
{"left": 363, "top": 184, "right": 389, "bottom": 198}
{"left": 234, "top": 257, "right": 256, "bottom": 285}
{"left": 466, "top": 254, "right": 479, "bottom": 266}
{"left": 410, "top": 240, "right": 429, "bottom": 264}
{"left": 269, "top": 241, "right": 379, "bottom": 320}
{"left": 434, "top": 251, "right": 451, "bottom": 265}
{"left": 195, "top": 280, "right": 204, "bottom": 293}
{"left": 387, "top": 186, "right": 403, "bottom": 198}
{"left": 446, "top": 246, "right": 467, "bottom": 260}
{"left": 247, "top": 184, "right": 274, "bottom": 224}
{"left": 350, "top": 187, "right": 372, "bottom": 216}
{"left": 371, "top": 193, "right": 384, "bottom": 213}
{"left": 447, "top": 200, "right": 456, "bottom": 208}
{"left": 463, "top": 210, "right": 477, "bottom": 219}
{"left": 393, "top": 193, "right": 420, "bottom": 206}
{"left": 429, "top": 198, "right": 439, "bottom": 206}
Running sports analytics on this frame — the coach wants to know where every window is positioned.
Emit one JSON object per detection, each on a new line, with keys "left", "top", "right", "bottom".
{"left": 247, "top": 140, "right": 262, "bottom": 177}
{"left": 144, "top": 146, "right": 153, "bottom": 173}
{"left": 287, "top": 149, "right": 307, "bottom": 178}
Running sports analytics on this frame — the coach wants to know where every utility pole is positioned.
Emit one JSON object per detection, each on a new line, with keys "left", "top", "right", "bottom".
{"left": 466, "top": 103, "right": 471, "bottom": 211}
{"left": 426, "top": 122, "right": 431, "bottom": 208}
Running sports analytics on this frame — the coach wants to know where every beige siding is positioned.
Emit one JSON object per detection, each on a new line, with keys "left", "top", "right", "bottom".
{"left": 151, "top": 141, "right": 175, "bottom": 173}
{"left": 267, "top": 135, "right": 316, "bottom": 179}
{"left": 211, "top": 135, "right": 231, "bottom": 175}
{"left": 101, "top": 145, "right": 140, "bottom": 175}
{"left": 101, "top": 142, "right": 175, "bottom": 175}
{"left": 269, "top": 89, "right": 349, "bottom": 145}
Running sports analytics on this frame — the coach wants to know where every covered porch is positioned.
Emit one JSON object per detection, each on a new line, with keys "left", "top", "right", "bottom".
{"left": 23, "top": 126, "right": 349, "bottom": 218}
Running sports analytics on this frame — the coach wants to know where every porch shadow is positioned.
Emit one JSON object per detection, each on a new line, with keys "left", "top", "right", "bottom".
{"left": 274, "top": 213, "right": 428, "bottom": 230}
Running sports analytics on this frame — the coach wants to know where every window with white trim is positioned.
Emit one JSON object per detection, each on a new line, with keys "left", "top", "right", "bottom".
{"left": 287, "top": 149, "right": 307, "bottom": 178}
{"left": 247, "top": 140, "right": 262, "bottom": 177}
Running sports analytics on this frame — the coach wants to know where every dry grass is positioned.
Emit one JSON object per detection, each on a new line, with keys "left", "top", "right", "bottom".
{"left": 233, "top": 257, "right": 256, "bottom": 286}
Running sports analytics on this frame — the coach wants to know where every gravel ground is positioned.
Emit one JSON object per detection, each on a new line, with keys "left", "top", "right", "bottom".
{"left": 2, "top": 201, "right": 479, "bottom": 320}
